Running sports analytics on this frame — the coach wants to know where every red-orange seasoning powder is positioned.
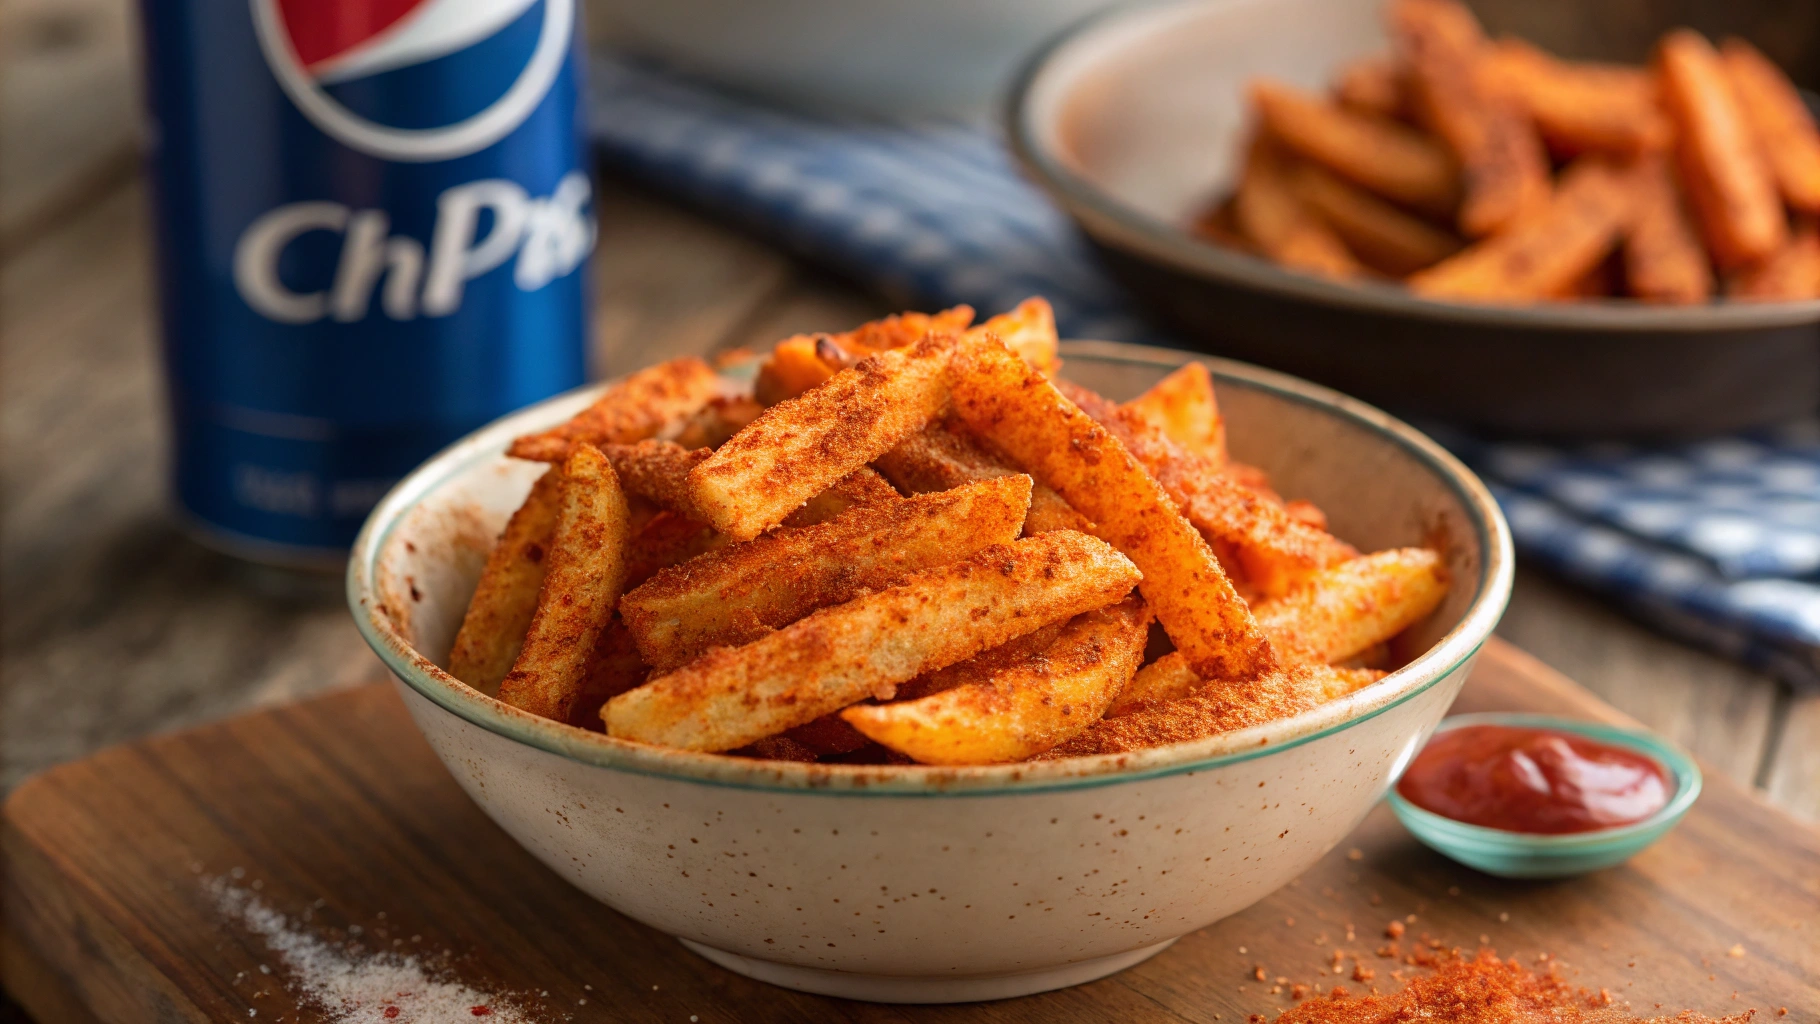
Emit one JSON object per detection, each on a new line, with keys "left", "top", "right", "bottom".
{"left": 1268, "top": 949, "right": 1753, "bottom": 1024}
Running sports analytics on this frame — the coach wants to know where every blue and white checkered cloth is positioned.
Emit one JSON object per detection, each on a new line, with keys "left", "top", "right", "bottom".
{"left": 587, "top": 56, "right": 1820, "bottom": 691}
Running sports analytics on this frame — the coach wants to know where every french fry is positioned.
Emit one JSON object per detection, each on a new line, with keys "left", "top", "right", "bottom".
{"left": 569, "top": 617, "right": 647, "bottom": 730}
{"left": 964, "top": 297, "right": 1060, "bottom": 375}
{"left": 891, "top": 621, "right": 1070, "bottom": 702}
{"left": 1334, "top": 55, "right": 1408, "bottom": 120}
{"left": 1192, "top": 196, "right": 1254, "bottom": 253}
{"left": 1730, "top": 222, "right": 1820, "bottom": 300}
{"left": 1251, "top": 548, "right": 1448, "bottom": 665}
{"left": 666, "top": 395, "right": 765, "bottom": 450}
{"left": 508, "top": 358, "right": 719, "bottom": 462}
{"left": 599, "top": 441, "right": 710, "bottom": 517}
{"left": 1103, "top": 651, "right": 1383, "bottom": 720}
{"left": 779, "top": 467, "right": 900, "bottom": 528}
{"left": 873, "top": 420, "right": 1090, "bottom": 536}
{"left": 752, "top": 306, "right": 975, "bottom": 405}
{"left": 689, "top": 332, "right": 956, "bottom": 540}
{"left": 1044, "top": 661, "right": 1384, "bottom": 756}
{"left": 950, "top": 338, "right": 1274, "bottom": 681}
{"left": 1721, "top": 38, "right": 1820, "bottom": 213}
{"left": 1407, "top": 156, "right": 1637, "bottom": 301}
{"left": 1482, "top": 38, "right": 1672, "bottom": 156}
{"left": 1250, "top": 79, "right": 1461, "bottom": 216}
{"left": 446, "top": 467, "right": 564, "bottom": 694}
{"left": 1624, "top": 154, "right": 1715, "bottom": 304}
{"left": 1657, "top": 30, "right": 1787, "bottom": 268}
{"left": 619, "top": 476, "right": 1033, "bottom": 672}
{"left": 1121, "top": 362, "right": 1227, "bottom": 467}
{"left": 605, "top": 530, "right": 1140, "bottom": 752}
{"left": 621, "top": 510, "right": 725, "bottom": 590}
{"left": 1393, "top": 0, "right": 1552, "bottom": 237}
{"left": 1059, "top": 381, "right": 1357, "bottom": 597}
{"left": 1234, "top": 138, "right": 1363, "bottom": 278}
{"left": 842, "top": 597, "right": 1152, "bottom": 764}
{"left": 1287, "top": 160, "right": 1463, "bottom": 275}
{"left": 497, "top": 445, "right": 633, "bottom": 723}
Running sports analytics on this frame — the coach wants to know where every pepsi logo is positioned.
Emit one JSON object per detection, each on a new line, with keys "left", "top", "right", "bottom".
{"left": 250, "top": 0, "right": 573, "bottom": 162}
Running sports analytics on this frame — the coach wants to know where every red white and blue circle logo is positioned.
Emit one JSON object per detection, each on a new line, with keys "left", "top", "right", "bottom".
{"left": 250, "top": 0, "right": 573, "bottom": 162}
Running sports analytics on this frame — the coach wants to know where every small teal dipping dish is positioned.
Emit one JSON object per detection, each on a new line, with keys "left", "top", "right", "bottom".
{"left": 1387, "top": 712, "right": 1702, "bottom": 879}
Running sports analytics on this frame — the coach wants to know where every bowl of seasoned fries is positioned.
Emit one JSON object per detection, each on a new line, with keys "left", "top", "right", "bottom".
{"left": 1008, "top": 0, "right": 1820, "bottom": 438}
{"left": 348, "top": 301, "right": 1511, "bottom": 1002}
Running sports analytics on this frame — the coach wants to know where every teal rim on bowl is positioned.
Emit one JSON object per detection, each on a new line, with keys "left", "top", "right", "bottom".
{"left": 1387, "top": 712, "right": 1702, "bottom": 879}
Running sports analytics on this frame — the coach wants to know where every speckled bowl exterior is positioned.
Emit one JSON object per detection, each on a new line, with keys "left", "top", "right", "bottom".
{"left": 347, "top": 342, "right": 1513, "bottom": 1003}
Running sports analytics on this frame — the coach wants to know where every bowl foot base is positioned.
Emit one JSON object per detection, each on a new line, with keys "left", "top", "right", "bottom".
{"left": 676, "top": 936, "right": 1177, "bottom": 1003}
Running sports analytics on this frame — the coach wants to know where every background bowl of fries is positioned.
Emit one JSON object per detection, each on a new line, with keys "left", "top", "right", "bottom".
{"left": 350, "top": 338, "right": 1511, "bottom": 1003}
{"left": 1009, "top": 0, "right": 1820, "bottom": 439}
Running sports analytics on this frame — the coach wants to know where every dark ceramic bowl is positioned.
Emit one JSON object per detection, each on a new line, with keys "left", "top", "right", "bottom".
{"left": 1006, "top": 0, "right": 1820, "bottom": 440}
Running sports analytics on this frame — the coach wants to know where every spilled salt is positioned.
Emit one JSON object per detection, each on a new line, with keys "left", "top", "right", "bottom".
{"left": 207, "top": 878, "right": 550, "bottom": 1023}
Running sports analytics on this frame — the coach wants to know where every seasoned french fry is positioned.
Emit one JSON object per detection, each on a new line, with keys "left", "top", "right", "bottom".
{"left": 1044, "top": 661, "right": 1384, "bottom": 756}
{"left": 1192, "top": 196, "right": 1254, "bottom": 252}
{"left": 752, "top": 306, "right": 976, "bottom": 405}
{"left": 1251, "top": 79, "right": 1461, "bottom": 216}
{"left": 873, "top": 420, "right": 1090, "bottom": 535}
{"left": 446, "top": 467, "right": 563, "bottom": 694}
{"left": 1721, "top": 38, "right": 1820, "bottom": 214}
{"left": 1393, "top": 0, "right": 1552, "bottom": 237}
{"left": 1251, "top": 548, "right": 1448, "bottom": 664}
{"left": 1657, "top": 30, "right": 1787, "bottom": 268}
{"left": 621, "top": 510, "right": 725, "bottom": 590}
{"left": 1060, "top": 381, "right": 1356, "bottom": 597}
{"left": 1122, "top": 362, "right": 1227, "bottom": 467}
{"left": 508, "top": 358, "right": 719, "bottom": 462}
{"left": 779, "top": 467, "right": 900, "bottom": 528}
{"left": 1287, "top": 160, "right": 1463, "bottom": 275}
{"left": 605, "top": 530, "right": 1140, "bottom": 752}
{"left": 964, "top": 297, "right": 1060, "bottom": 375}
{"left": 1483, "top": 38, "right": 1672, "bottom": 156}
{"left": 1103, "top": 651, "right": 1383, "bottom": 720}
{"left": 1235, "top": 138, "right": 1363, "bottom": 278}
{"left": 1730, "top": 222, "right": 1820, "bottom": 300}
{"left": 690, "top": 332, "right": 956, "bottom": 540}
{"left": 1334, "top": 55, "right": 1408, "bottom": 120}
{"left": 599, "top": 441, "right": 710, "bottom": 517}
{"left": 1624, "top": 154, "right": 1715, "bottom": 304}
{"left": 570, "top": 617, "right": 646, "bottom": 730}
{"left": 620, "top": 476, "right": 1033, "bottom": 672}
{"left": 950, "top": 338, "right": 1273, "bottom": 681}
{"left": 497, "top": 445, "right": 633, "bottom": 723}
{"left": 665, "top": 394, "right": 765, "bottom": 450}
{"left": 891, "top": 621, "right": 1070, "bottom": 702}
{"left": 842, "top": 597, "right": 1152, "bottom": 764}
{"left": 1407, "top": 156, "right": 1637, "bottom": 301}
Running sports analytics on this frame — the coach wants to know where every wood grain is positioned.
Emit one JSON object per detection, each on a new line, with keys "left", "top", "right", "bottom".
{"left": 5, "top": 639, "right": 1817, "bottom": 1023}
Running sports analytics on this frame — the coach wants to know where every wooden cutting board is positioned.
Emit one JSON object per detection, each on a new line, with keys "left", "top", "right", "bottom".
{"left": 4, "top": 638, "right": 1817, "bottom": 1023}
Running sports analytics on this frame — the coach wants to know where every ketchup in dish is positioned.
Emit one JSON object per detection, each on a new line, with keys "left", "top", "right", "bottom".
{"left": 1397, "top": 724, "right": 1672, "bottom": 834}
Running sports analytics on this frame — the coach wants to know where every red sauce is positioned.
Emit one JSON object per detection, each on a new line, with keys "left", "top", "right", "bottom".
{"left": 1397, "top": 724, "right": 1671, "bottom": 834}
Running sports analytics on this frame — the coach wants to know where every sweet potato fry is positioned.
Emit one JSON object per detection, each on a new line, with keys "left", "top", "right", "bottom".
{"left": 1287, "top": 160, "right": 1463, "bottom": 275}
{"left": 1624, "top": 154, "right": 1715, "bottom": 304}
{"left": 1483, "top": 38, "right": 1672, "bottom": 156}
{"left": 1730, "top": 222, "right": 1820, "bottom": 300}
{"left": 874, "top": 420, "right": 1090, "bottom": 535}
{"left": 1251, "top": 548, "right": 1448, "bottom": 665}
{"left": 1721, "top": 37, "right": 1820, "bottom": 214}
{"left": 752, "top": 307, "right": 975, "bottom": 405}
{"left": 950, "top": 338, "right": 1273, "bottom": 681}
{"left": 605, "top": 530, "right": 1140, "bottom": 752}
{"left": 779, "top": 467, "right": 900, "bottom": 528}
{"left": 446, "top": 467, "right": 563, "bottom": 693}
{"left": 1407, "top": 156, "right": 1637, "bottom": 301}
{"left": 1393, "top": 0, "right": 1552, "bottom": 237}
{"left": 497, "top": 445, "right": 633, "bottom": 723}
{"left": 1657, "top": 29, "right": 1787, "bottom": 268}
{"left": 1334, "top": 55, "right": 1408, "bottom": 120}
{"left": 690, "top": 332, "right": 956, "bottom": 540}
{"left": 619, "top": 476, "right": 1033, "bottom": 672}
{"left": 1103, "top": 652, "right": 1383, "bottom": 720}
{"left": 842, "top": 597, "right": 1152, "bottom": 764}
{"left": 1121, "top": 362, "right": 1227, "bottom": 467}
{"left": 1045, "top": 660, "right": 1384, "bottom": 755}
{"left": 508, "top": 358, "right": 719, "bottom": 462}
{"left": 964, "top": 297, "right": 1060, "bottom": 375}
{"left": 1233, "top": 139, "right": 1362, "bottom": 278}
{"left": 1251, "top": 79, "right": 1461, "bottom": 216}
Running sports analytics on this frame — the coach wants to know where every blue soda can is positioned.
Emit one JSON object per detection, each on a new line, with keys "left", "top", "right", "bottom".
{"left": 138, "top": 0, "right": 594, "bottom": 566}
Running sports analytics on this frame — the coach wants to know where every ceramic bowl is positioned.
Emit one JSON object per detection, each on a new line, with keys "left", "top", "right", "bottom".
{"left": 1005, "top": 0, "right": 1820, "bottom": 439}
{"left": 347, "top": 341, "right": 1513, "bottom": 1003}
{"left": 1387, "top": 712, "right": 1702, "bottom": 879}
